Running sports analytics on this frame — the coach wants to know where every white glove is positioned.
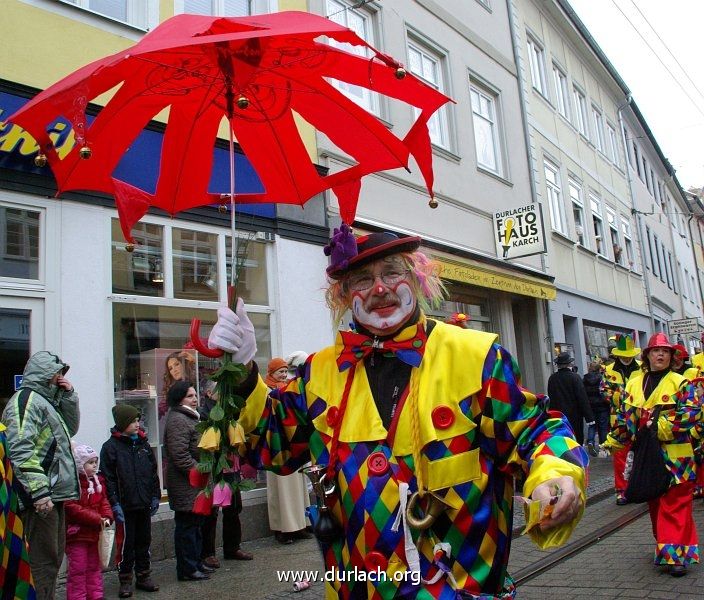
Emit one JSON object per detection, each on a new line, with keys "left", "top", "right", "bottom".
{"left": 208, "top": 298, "right": 257, "bottom": 365}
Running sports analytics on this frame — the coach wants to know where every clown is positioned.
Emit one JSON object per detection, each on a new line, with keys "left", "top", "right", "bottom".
{"left": 605, "top": 332, "right": 700, "bottom": 577}
{"left": 603, "top": 334, "right": 642, "bottom": 504}
{"left": 208, "top": 230, "right": 587, "bottom": 599}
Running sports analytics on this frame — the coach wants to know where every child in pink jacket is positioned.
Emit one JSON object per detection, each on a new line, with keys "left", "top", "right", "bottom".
{"left": 65, "top": 444, "right": 113, "bottom": 600}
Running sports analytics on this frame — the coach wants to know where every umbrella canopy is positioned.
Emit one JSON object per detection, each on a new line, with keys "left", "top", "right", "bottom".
{"left": 9, "top": 11, "right": 451, "bottom": 241}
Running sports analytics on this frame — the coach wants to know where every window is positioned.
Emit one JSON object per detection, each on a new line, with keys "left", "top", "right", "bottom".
{"left": 527, "top": 36, "right": 548, "bottom": 97}
{"left": 110, "top": 219, "right": 273, "bottom": 491}
{"left": 606, "top": 207, "right": 622, "bottom": 264}
{"left": 326, "top": 0, "right": 379, "bottom": 114}
{"left": 112, "top": 221, "right": 164, "bottom": 297}
{"left": 182, "top": 0, "right": 250, "bottom": 15}
{"left": 573, "top": 86, "right": 589, "bottom": 136}
{"left": 607, "top": 124, "right": 621, "bottom": 167}
{"left": 470, "top": 83, "right": 503, "bottom": 175}
{"left": 408, "top": 40, "right": 450, "bottom": 149}
{"left": 592, "top": 106, "right": 605, "bottom": 152}
{"left": 552, "top": 64, "right": 570, "bottom": 119}
{"left": 590, "top": 193, "right": 605, "bottom": 255}
{"left": 653, "top": 235, "right": 663, "bottom": 281}
{"left": 63, "top": 0, "right": 148, "bottom": 28}
{"left": 663, "top": 248, "right": 673, "bottom": 288}
{"left": 569, "top": 179, "right": 586, "bottom": 246}
{"left": 641, "top": 155, "right": 649, "bottom": 186}
{"left": 544, "top": 160, "right": 566, "bottom": 234}
{"left": 475, "top": 0, "right": 491, "bottom": 9}
{"left": 633, "top": 141, "right": 642, "bottom": 179}
{"left": 691, "top": 274, "right": 697, "bottom": 303}
{"left": 646, "top": 226, "right": 655, "bottom": 273}
{"left": 0, "top": 206, "right": 40, "bottom": 280}
{"left": 621, "top": 217, "right": 634, "bottom": 269}
{"left": 625, "top": 128, "right": 636, "bottom": 169}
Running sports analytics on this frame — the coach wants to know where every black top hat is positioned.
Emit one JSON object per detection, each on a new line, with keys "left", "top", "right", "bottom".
{"left": 325, "top": 227, "right": 421, "bottom": 279}
{"left": 555, "top": 352, "right": 574, "bottom": 366}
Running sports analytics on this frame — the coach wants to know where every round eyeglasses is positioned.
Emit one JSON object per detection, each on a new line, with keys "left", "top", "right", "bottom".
{"left": 347, "top": 269, "right": 410, "bottom": 292}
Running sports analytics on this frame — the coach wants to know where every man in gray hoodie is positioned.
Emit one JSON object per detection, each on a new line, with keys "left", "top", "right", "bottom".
{"left": 2, "top": 351, "right": 80, "bottom": 599}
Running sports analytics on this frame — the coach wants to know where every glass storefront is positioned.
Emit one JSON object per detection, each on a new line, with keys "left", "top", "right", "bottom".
{"left": 110, "top": 219, "right": 273, "bottom": 490}
{"left": 583, "top": 322, "right": 634, "bottom": 361}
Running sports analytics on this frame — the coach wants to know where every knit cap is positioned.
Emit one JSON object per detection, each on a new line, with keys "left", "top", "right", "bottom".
{"left": 73, "top": 443, "right": 102, "bottom": 495}
{"left": 112, "top": 403, "right": 140, "bottom": 432}
{"left": 267, "top": 358, "right": 288, "bottom": 375}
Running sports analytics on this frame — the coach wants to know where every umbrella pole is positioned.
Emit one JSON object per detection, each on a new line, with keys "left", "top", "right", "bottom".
{"left": 228, "top": 117, "right": 237, "bottom": 310}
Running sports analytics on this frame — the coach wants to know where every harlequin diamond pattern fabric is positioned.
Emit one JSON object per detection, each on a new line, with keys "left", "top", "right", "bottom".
{"left": 240, "top": 318, "right": 587, "bottom": 598}
{"left": 0, "top": 424, "right": 36, "bottom": 600}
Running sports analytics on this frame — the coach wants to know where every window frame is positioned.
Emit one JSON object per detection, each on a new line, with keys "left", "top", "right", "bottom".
{"left": 607, "top": 123, "right": 621, "bottom": 168}
{"left": 589, "top": 193, "right": 605, "bottom": 256}
{"left": 544, "top": 159, "right": 566, "bottom": 235}
{"left": 591, "top": 105, "right": 606, "bottom": 153}
{"left": 568, "top": 178, "right": 587, "bottom": 247}
{"left": 527, "top": 35, "right": 549, "bottom": 98}
{"left": 606, "top": 206, "right": 622, "bottom": 264}
{"left": 60, "top": 0, "right": 150, "bottom": 29}
{"left": 620, "top": 216, "right": 635, "bottom": 270}
{"left": 406, "top": 35, "right": 452, "bottom": 151}
{"left": 325, "top": 0, "right": 381, "bottom": 116}
{"left": 469, "top": 79, "right": 505, "bottom": 177}
{"left": 573, "top": 86, "right": 589, "bottom": 137}
{"left": 552, "top": 63, "right": 570, "bottom": 120}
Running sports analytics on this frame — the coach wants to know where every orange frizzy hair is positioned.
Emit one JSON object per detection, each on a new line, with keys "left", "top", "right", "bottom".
{"left": 324, "top": 250, "right": 446, "bottom": 325}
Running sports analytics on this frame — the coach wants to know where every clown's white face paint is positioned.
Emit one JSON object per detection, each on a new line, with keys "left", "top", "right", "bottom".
{"left": 351, "top": 278, "right": 416, "bottom": 336}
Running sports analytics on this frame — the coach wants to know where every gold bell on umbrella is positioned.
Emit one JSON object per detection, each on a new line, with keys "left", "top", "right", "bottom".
{"left": 125, "top": 243, "right": 135, "bottom": 253}
{"left": 428, "top": 198, "right": 439, "bottom": 209}
{"left": 218, "top": 203, "right": 228, "bottom": 214}
{"left": 34, "top": 153, "right": 48, "bottom": 168}
{"left": 79, "top": 145, "right": 92, "bottom": 159}
{"left": 198, "top": 426, "right": 222, "bottom": 452}
{"left": 394, "top": 67, "right": 407, "bottom": 79}
{"left": 236, "top": 95, "right": 250, "bottom": 109}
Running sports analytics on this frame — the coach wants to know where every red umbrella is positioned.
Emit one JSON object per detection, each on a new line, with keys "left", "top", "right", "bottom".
{"left": 8, "top": 11, "right": 450, "bottom": 242}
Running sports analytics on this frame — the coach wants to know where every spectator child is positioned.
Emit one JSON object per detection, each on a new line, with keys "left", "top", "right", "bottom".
{"left": 64, "top": 445, "right": 113, "bottom": 600}
{"left": 100, "top": 405, "right": 161, "bottom": 598}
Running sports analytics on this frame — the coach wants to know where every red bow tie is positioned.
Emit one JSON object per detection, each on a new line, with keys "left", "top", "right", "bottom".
{"left": 335, "top": 322, "right": 427, "bottom": 371}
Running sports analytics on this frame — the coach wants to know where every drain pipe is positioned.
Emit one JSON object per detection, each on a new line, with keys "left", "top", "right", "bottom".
{"left": 506, "top": 0, "right": 555, "bottom": 382}
{"left": 617, "top": 95, "right": 655, "bottom": 335}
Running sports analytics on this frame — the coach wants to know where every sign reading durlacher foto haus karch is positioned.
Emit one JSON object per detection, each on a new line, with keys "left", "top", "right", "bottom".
{"left": 493, "top": 203, "right": 546, "bottom": 260}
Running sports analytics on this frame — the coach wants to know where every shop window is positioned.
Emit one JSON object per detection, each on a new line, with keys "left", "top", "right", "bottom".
{"left": 112, "top": 303, "right": 271, "bottom": 490}
{"left": 173, "top": 228, "right": 219, "bottom": 302}
{"left": 437, "top": 288, "right": 492, "bottom": 332}
{"left": 225, "top": 234, "right": 269, "bottom": 305}
{"left": 583, "top": 323, "right": 633, "bottom": 362}
{"left": 0, "top": 206, "right": 40, "bottom": 280}
{"left": 111, "top": 220, "right": 164, "bottom": 297}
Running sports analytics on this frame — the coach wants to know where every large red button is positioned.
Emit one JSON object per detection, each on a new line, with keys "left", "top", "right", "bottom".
{"left": 432, "top": 405, "right": 455, "bottom": 429}
{"left": 367, "top": 451, "right": 389, "bottom": 476}
{"left": 326, "top": 406, "right": 340, "bottom": 427}
{"left": 365, "top": 551, "right": 388, "bottom": 572}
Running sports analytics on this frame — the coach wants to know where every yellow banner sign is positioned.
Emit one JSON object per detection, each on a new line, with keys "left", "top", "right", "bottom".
{"left": 436, "top": 259, "right": 556, "bottom": 300}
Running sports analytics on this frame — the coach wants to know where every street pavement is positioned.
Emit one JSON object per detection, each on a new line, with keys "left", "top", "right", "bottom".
{"left": 54, "top": 454, "right": 703, "bottom": 598}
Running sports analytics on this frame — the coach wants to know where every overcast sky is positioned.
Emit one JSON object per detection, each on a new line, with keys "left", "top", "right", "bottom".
{"left": 567, "top": 0, "right": 704, "bottom": 190}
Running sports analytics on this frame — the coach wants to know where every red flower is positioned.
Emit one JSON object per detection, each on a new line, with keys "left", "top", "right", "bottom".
{"left": 189, "top": 468, "right": 209, "bottom": 489}
{"left": 192, "top": 491, "right": 213, "bottom": 515}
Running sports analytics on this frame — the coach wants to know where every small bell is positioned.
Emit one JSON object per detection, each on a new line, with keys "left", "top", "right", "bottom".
{"left": 34, "top": 153, "right": 48, "bottom": 168}
{"left": 79, "top": 145, "right": 92, "bottom": 159}
{"left": 125, "top": 243, "right": 135, "bottom": 253}
{"left": 395, "top": 67, "right": 407, "bottom": 79}
{"left": 428, "top": 198, "right": 439, "bottom": 209}
{"left": 236, "top": 95, "right": 250, "bottom": 109}
{"left": 218, "top": 204, "right": 228, "bottom": 214}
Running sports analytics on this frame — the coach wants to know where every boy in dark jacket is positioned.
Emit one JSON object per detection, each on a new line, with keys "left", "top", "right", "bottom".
{"left": 100, "top": 404, "right": 161, "bottom": 598}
